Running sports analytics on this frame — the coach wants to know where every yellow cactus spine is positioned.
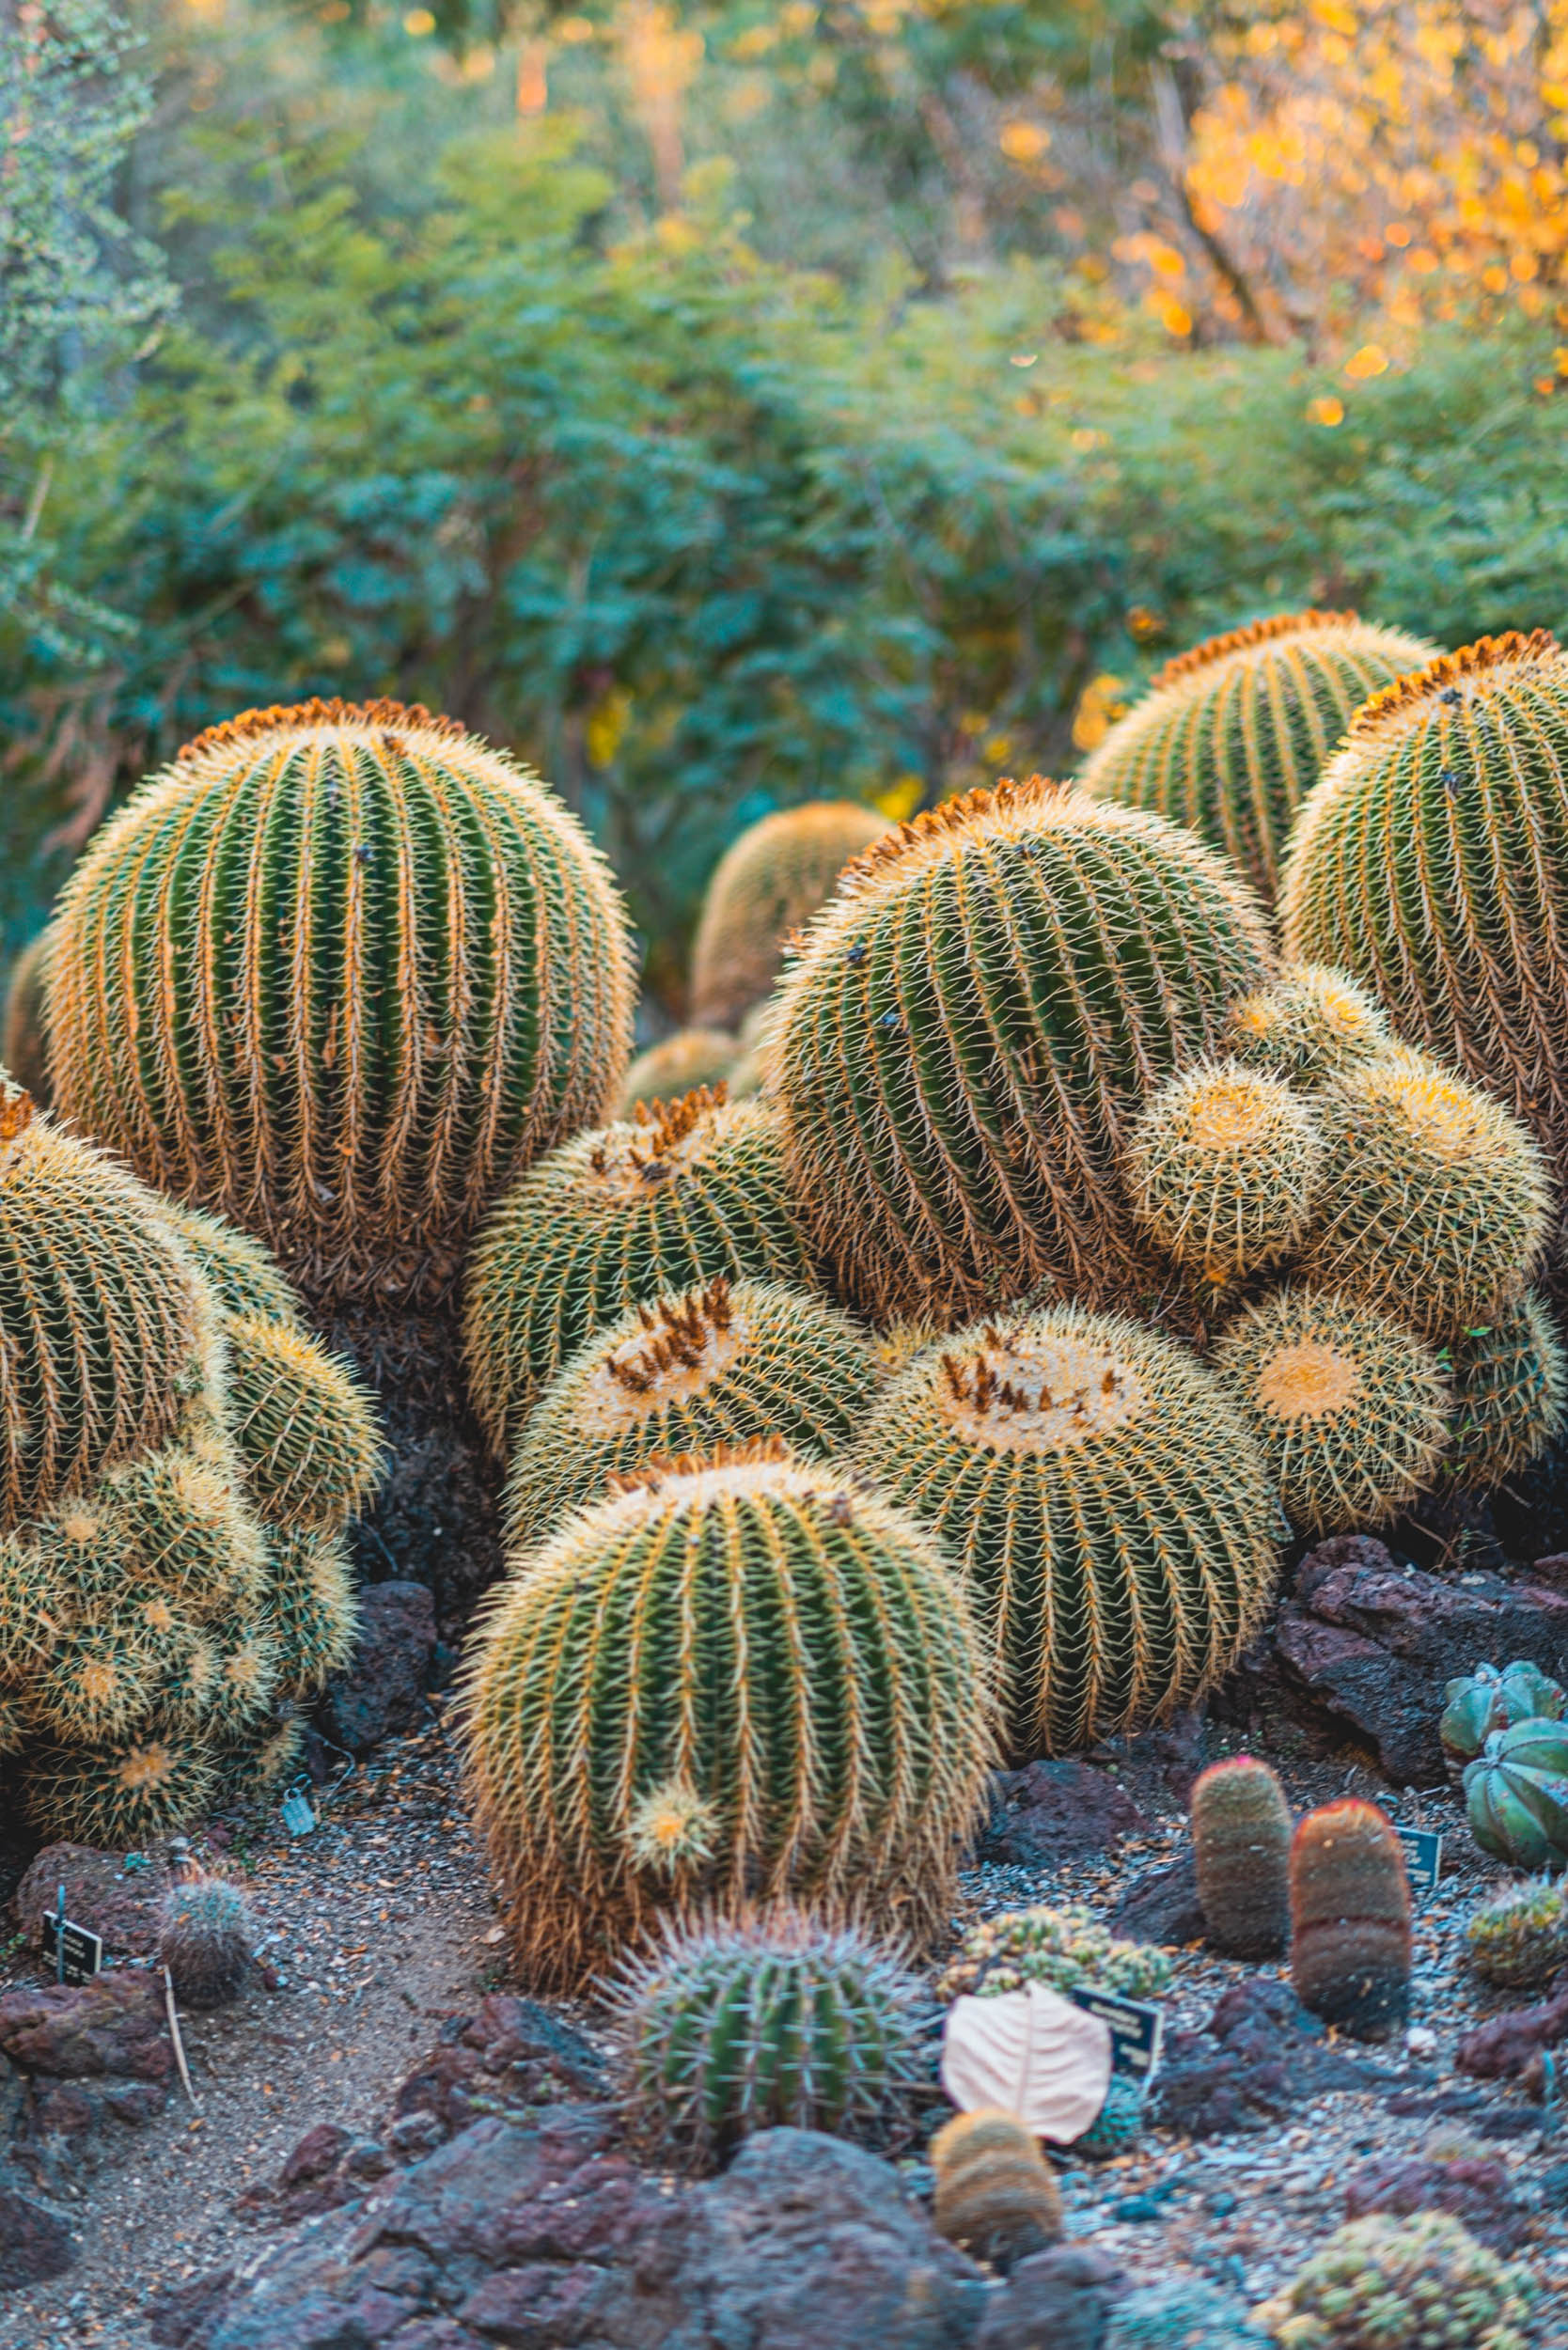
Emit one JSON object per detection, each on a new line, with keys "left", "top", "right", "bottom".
{"left": 1079, "top": 609, "right": 1435, "bottom": 901}
{"left": 774, "top": 779, "right": 1274, "bottom": 1324}
{"left": 221, "top": 1314, "right": 382, "bottom": 1530}
{"left": 1224, "top": 963, "right": 1392, "bottom": 1091}
{"left": 1122, "top": 1059, "right": 1323, "bottom": 1277}
{"left": 855, "top": 1302, "right": 1278, "bottom": 1758}
{"left": 502, "top": 1276, "right": 880, "bottom": 1543}
{"left": 1448, "top": 1291, "right": 1568, "bottom": 1489}
{"left": 2, "top": 931, "right": 53, "bottom": 1103}
{"left": 1213, "top": 1284, "right": 1450, "bottom": 1534}
{"left": 690, "top": 800, "right": 893, "bottom": 1028}
{"left": 617, "top": 1029, "right": 738, "bottom": 1117}
{"left": 930, "top": 2109, "right": 1064, "bottom": 2269}
{"left": 462, "top": 1438, "right": 995, "bottom": 1989}
{"left": 47, "top": 699, "right": 636, "bottom": 1305}
{"left": 463, "top": 1089, "right": 816, "bottom": 1451}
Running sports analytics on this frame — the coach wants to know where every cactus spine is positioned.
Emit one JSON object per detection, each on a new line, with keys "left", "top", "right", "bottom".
{"left": 2, "top": 931, "right": 52, "bottom": 1103}
{"left": 1300, "top": 1049, "right": 1551, "bottom": 1340}
{"left": 1280, "top": 630, "right": 1568, "bottom": 1248}
{"left": 1213, "top": 1286, "right": 1450, "bottom": 1533}
{"left": 1466, "top": 1877, "right": 1568, "bottom": 1989}
{"left": 463, "top": 1089, "right": 815, "bottom": 1450}
{"left": 617, "top": 1029, "right": 738, "bottom": 1117}
{"left": 1447, "top": 1291, "right": 1566, "bottom": 1488}
{"left": 855, "top": 1302, "right": 1278, "bottom": 1759}
{"left": 775, "top": 780, "right": 1274, "bottom": 1324}
{"left": 1253, "top": 2211, "right": 1536, "bottom": 2349}
{"left": 1190, "top": 1755, "right": 1293, "bottom": 1959}
{"left": 221, "top": 1315, "right": 382, "bottom": 1529}
{"left": 615, "top": 1906, "right": 927, "bottom": 2164}
{"left": 930, "top": 2108, "right": 1064, "bottom": 2269}
{"left": 1079, "top": 611, "right": 1435, "bottom": 902}
{"left": 1122, "top": 1061, "right": 1323, "bottom": 1277}
{"left": 1290, "top": 1799, "right": 1412, "bottom": 2042}
{"left": 462, "top": 1438, "right": 995, "bottom": 1988}
{"left": 502, "top": 1277, "right": 879, "bottom": 1543}
{"left": 47, "top": 699, "right": 635, "bottom": 1304}
{"left": 690, "top": 800, "right": 892, "bottom": 1028}
{"left": 1225, "top": 964, "right": 1391, "bottom": 1092}
{"left": 157, "top": 1201, "right": 306, "bottom": 1326}
{"left": 159, "top": 1873, "right": 256, "bottom": 2008}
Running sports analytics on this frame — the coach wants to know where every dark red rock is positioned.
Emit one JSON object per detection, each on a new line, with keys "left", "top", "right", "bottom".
{"left": 976, "top": 1760, "right": 1149, "bottom": 1867}
{"left": 278, "top": 2123, "right": 352, "bottom": 2189}
{"left": 975, "top": 2246, "right": 1121, "bottom": 2350}
{"left": 0, "top": 2169, "right": 76, "bottom": 2287}
{"left": 0, "top": 1975, "right": 170, "bottom": 2084}
{"left": 391, "top": 1994, "right": 606, "bottom": 2140}
{"left": 1344, "top": 2150, "right": 1527, "bottom": 2250}
{"left": 1152, "top": 1978, "right": 1399, "bottom": 2138}
{"left": 1110, "top": 1851, "right": 1205, "bottom": 1948}
{"left": 321, "top": 1579, "right": 436, "bottom": 1752}
{"left": 1456, "top": 1972, "right": 1568, "bottom": 2082}
{"left": 14, "top": 1844, "right": 169, "bottom": 1957}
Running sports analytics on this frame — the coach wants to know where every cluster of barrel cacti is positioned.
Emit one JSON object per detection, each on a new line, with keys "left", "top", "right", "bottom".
{"left": 1253, "top": 2210, "right": 1536, "bottom": 2348}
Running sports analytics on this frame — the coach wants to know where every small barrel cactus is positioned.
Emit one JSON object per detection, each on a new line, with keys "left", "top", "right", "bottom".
{"left": 1072, "top": 2072, "right": 1144, "bottom": 2159}
{"left": 1252, "top": 2210, "right": 1536, "bottom": 2348}
{"left": 774, "top": 778, "right": 1274, "bottom": 1323}
{"left": 614, "top": 1906, "right": 928, "bottom": 2165}
{"left": 1122, "top": 1059, "right": 1323, "bottom": 1277}
{"left": 47, "top": 698, "right": 635, "bottom": 1305}
{"left": 690, "top": 800, "right": 892, "bottom": 1029}
{"left": 1213, "top": 1285, "right": 1450, "bottom": 1534}
{"left": 1466, "top": 1876, "right": 1568, "bottom": 1990}
{"left": 1190, "top": 1755, "right": 1293, "bottom": 1959}
{"left": 1440, "top": 1660, "right": 1565, "bottom": 1770}
{"left": 2, "top": 930, "right": 53, "bottom": 1104}
{"left": 1299, "top": 1048, "right": 1551, "bottom": 1342}
{"left": 617, "top": 1030, "right": 738, "bottom": 1117}
{"left": 1225, "top": 964, "right": 1393, "bottom": 1092}
{"left": 1290, "top": 1799, "right": 1411, "bottom": 2042}
{"left": 159, "top": 1872, "right": 257, "bottom": 2008}
{"left": 855, "top": 1300, "right": 1278, "bottom": 1758}
{"left": 502, "top": 1276, "right": 880, "bottom": 1543}
{"left": 22, "top": 1731, "right": 217, "bottom": 1847}
{"left": 1078, "top": 610, "right": 1435, "bottom": 903}
{"left": 263, "top": 1526, "right": 361, "bottom": 1697}
{"left": 156, "top": 1201, "right": 306, "bottom": 1327}
{"left": 462, "top": 1438, "right": 995, "bottom": 1988}
{"left": 937, "top": 1905, "right": 1172, "bottom": 2004}
{"left": 930, "top": 2107, "right": 1064, "bottom": 2270}
{"left": 221, "top": 1315, "right": 382, "bottom": 1530}
{"left": 1464, "top": 1718, "right": 1568, "bottom": 1873}
{"left": 1447, "top": 1292, "right": 1567, "bottom": 1489}
{"left": 463, "top": 1090, "right": 815, "bottom": 1451}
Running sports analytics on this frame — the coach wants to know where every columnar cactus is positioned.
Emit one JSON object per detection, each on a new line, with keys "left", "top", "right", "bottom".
{"left": 2, "top": 931, "right": 52, "bottom": 1103}
{"left": 159, "top": 1873, "right": 256, "bottom": 2008}
{"left": 855, "top": 1302, "right": 1278, "bottom": 1758}
{"left": 47, "top": 699, "right": 635, "bottom": 1304}
{"left": 1253, "top": 2211, "right": 1536, "bottom": 2349}
{"left": 617, "top": 1029, "right": 738, "bottom": 1117}
{"left": 1466, "top": 1877, "right": 1568, "bottom": 1989}
{"left": 463, "top": 1090, "right": 815, "bottom": 1450}
{"left": 1447, "top": 1292, "right": 1567, "bottom": 1489}
{"left": 1290, "top": 1799, "right": 1412, "bottom": 2042}
{"left": 1122, "top": 1061, "right": 1323, "bottom": 1277}
{"left": 1300, "top": 1049, "right": 1551, "bottom": 1340}
{"left": 690, "top": 800, "right": 892, "bottom": 1028}
{"left": 1190, "top": 1755, "right": 1293, "bottom": 1958}
{"left": 1224, "top": 964, "right": 1392, "bottom": 1093}
{"left": 615, "top": 1906, "right": 928, "bottom": 2164}
{"left": 502, "top": 1277, "right": 879, "bottom": 1542}
{"left": 1213, "top": 1286, "right": 1450, "bottom": 1533}
{"left": 462, "top": 1438, "right": 995, "bottom": 1988}
{"left": 930, "top": 2108, "right": 1064, "bottom": 2270}
{"left": 1079, "top": 611, "right": 1435, "bottom": 901}
{"left": 1280, "top": 630, "right": 1568, "bottom": 1229}
{"left": 774, "top": 780, "right": 1274, "bottom": 1323}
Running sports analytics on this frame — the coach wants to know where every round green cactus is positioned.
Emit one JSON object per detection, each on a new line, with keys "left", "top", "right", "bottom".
{"left": 614, "top": 1905, "right": 928, "bottom": 2165}
{"left": 0, "top": 1081, "right": 216, "bottom": 1531}
{"left": 930, "top": 2108, "right": 1064, "bottom": 2270}
{"left": 1280, "top": 628, "right": 1568, "bottom": 1230}
{"left": 2, "top": 931, "right": 53, "bottom": 1104}
{"left": 502, "top": 1276, "right": 880, "bottom": 1543}
{"left": 1447, "top": 1292, "right": 1567, "bottom": 1488}
{"left": 157, "top": 1202, "right": 306, "bottom": 1328}
{"left": 463, "top": 1089, "right": 816, "bottom": 1451}
{"left": 1190, "top": 1755, "right": 1293, "bottom": 1959}
{"left": 221, "top": 1314, "right": 382, "bottom": 1530}
{"left": 1122, "top": 1060, "right": 1323, "bottom": 1277}
{"left": 1441, "top": 1658, "right": 1564, "bottom": 1769}
{"left": 107, "top": 1443, "right": 270, "bottom": 1615}
{"left": 261, "top": 1526, "right": 360, "bottom": 1696}
{"left": 1464, "top": 1719, "right": 1568, "bottom": 1873}
{"left": 1213, "top": 1285, "right": 1450, "bottom": 1534}
{"left": 462, "top": 1436, "right": 995, "bottom": 1989}
{"left": 1072, "top": 2074, "right": 1144, "bottom": 2160}
{"left": 1224, "top": 964, "right": 1392, "bottom": 1093}
{"left": 855, "top": 1301, "right": 1278, "bottom": 1758}
{"left": 690, "top": 800, "right": 892, "bottom": 1029}
{"left": 46, "top": 698, "right": 635, "bottom": 1305}
{"left": 1079, "top": 611, "right": 1435, "bottom": 903}
{"left": 160, "top": 1873, "right": 256, "bottom": 2009}
{"left": 1254, "top": 2210, "right": 1535, "bottom": 2349}
{"left": 1466, "top": 1876, "right": 1568, "bottom": 1990}
{"left": 616, "top": 1030, "right": 737, "bottom": 1117}
{"left": 774, "top": 779, "right": 1274, "bottom": 1324}
{"left": 22, "top": 1730, "right": 218, "bottom": 1845}
{"left": 1300, "top": 1048, "right": 1551, "bottom": 1341}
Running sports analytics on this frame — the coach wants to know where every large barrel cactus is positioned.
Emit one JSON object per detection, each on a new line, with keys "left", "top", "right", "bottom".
{"left": 854, "top": 1302, "right": 1278, "bottom": 1757}
{"left": 462, "top": 1437, "right": 994, "bottom": 1987}
{"left": 1280, "top": 632, "right": 1568, "bottom": 1228}
{"left": 775, "top": 780, "right": 1274, "bottom": 1324}
{"left": 1079, "top": 610, "right": 1435, "bottom": 902}
{"left": 691, "top": 801, "right": 892, "bottom": 1029}
{"left": 463, "top": 1090, "right": 815, "bottom": 1450}
{"left": 47, "top": 699, "right": 635, "bottom": 1304}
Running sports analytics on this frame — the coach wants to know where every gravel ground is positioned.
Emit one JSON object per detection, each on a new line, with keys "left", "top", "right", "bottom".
{"left": 2, "top": 1713, "right": 1565, "bottom": 2346}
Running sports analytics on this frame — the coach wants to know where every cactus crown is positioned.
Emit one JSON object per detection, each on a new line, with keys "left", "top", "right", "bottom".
{"left": 602, "top": 1277, "right": 738, "bottom": 1400}
{"left": 1151, "top": 607, "right": 1361, "bottom": 688}
{"left": 175, "top": 697, "right": 471, "bottom": 763}
{"left": 1348, "top": 628, "right": 1560, "bottom": 738}
{"left": 0, "top": 1076, "right": 35, "bottom": 1147}
{"left": 1226, "top": 964, "right": 1391, "bottom": 1091}
{"left": 932, "top": 1321, "right": 1147, "bottom": 1450}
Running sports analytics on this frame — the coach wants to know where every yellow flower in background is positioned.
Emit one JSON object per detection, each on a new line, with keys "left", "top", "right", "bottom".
{"left": 1073, "top": 675, "right": 1127, "bottom": 754}
{"left": 586, "top": 687, "right": 631, "bottom": 769}
{"left": 1308, "top": 395, "right": 1345, "bottom": 426}
{"left": 873, "top": 775, "right": 924, "bottom": 823}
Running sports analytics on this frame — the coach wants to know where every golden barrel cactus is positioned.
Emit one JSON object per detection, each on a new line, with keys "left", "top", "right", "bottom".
{"left": 2, "top": 932, "right": 53, "bottom": 1103}
{"left": 47, "top": 699, "right": 635, "bottom": 1304}
{"left": 855, "top": 1302, "right": 1279, "bottom": 1758}
{"left": 1122, "top": 1059, "right": 1323, "bottom": 1277}
{"left": 690, "top": 800, "right": 892, "bottom": 1028}
{"left": 774, "top": 780, "right": 1274, "bottom": 1324}
{"left": 1224, "top": 964, "right": 1392, "bottom": 1092}
{"left": 1079, "top": 610, "right": 1435, "bottom": 901}
{"left": 1449, "top": 1291, "right": 1568, "bottom": 1489}
{"left": 617, "top": 1029, "right": 737, "bottom": 1117}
